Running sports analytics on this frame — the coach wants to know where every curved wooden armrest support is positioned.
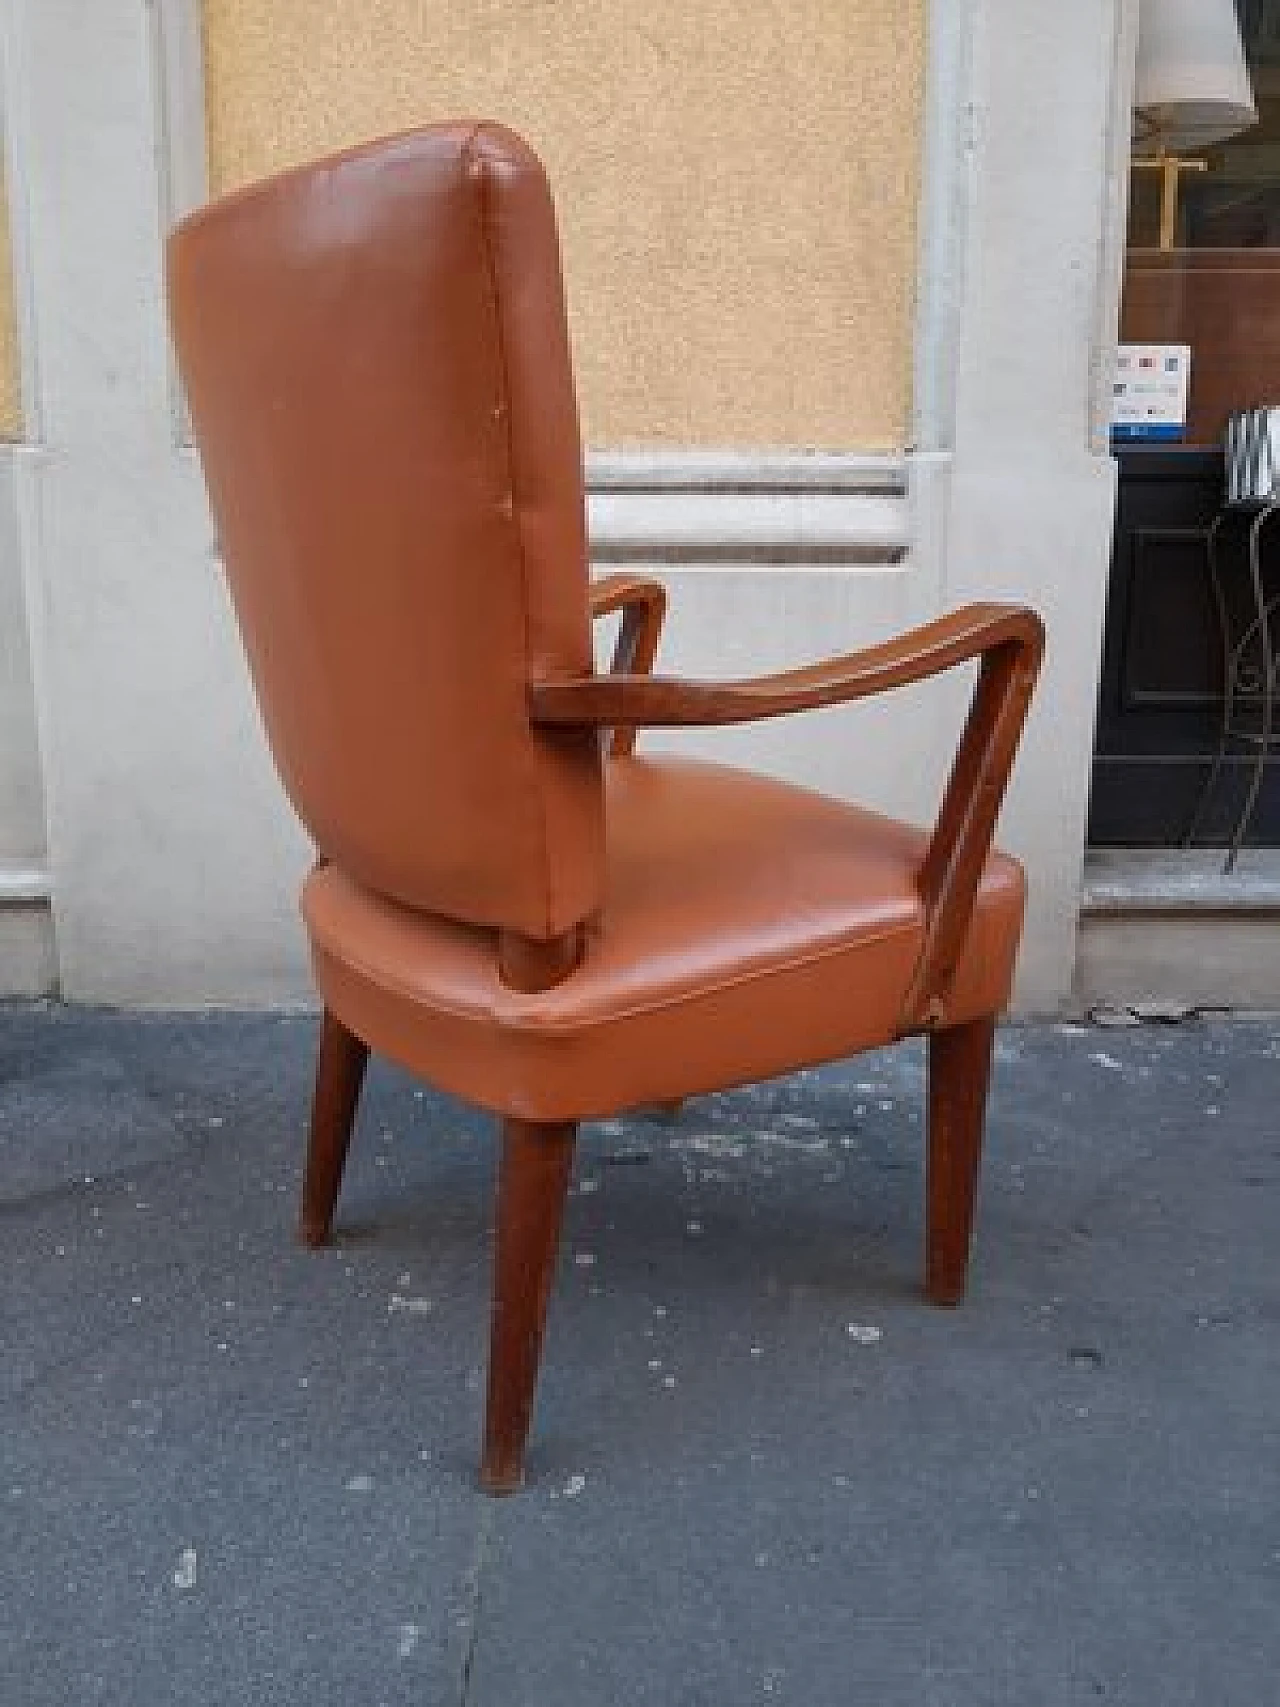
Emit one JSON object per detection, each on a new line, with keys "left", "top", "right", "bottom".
{"left": 588, "top": 575, "right": 668, "bottom": 757}
{"left": 537, "top": 601, "right": 1045, "bottom": 1029}
{"left": 538, "top": 604, "right": 1037, "bottom": 728}
{"left": 902, "top": 607, "right": 1043, "bottom": 1031}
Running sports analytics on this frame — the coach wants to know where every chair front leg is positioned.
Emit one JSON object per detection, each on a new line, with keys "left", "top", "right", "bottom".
{"left": 481, "top": 1117, "right": 577, "bottom": 1494}
{"left": 925, "top": 1014, "right": 997, "bottom": 1305}
{"left": 299, "top": 1008, "right": 369, "bottom": 1247}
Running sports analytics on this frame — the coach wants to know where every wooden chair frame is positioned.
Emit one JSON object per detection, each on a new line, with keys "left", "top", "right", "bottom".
{"left": 302, "top": 581, "right": 1044, "bottom": 1492}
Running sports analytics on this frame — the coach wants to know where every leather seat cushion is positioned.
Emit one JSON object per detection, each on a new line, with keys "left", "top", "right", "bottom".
{"left": 303, "top": 757, "right": 1025, "bottom": 1120}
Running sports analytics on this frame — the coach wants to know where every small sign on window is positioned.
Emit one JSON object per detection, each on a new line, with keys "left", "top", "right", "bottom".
{"left": 1111, "top": 344, "right": 1191, "bottom": 443}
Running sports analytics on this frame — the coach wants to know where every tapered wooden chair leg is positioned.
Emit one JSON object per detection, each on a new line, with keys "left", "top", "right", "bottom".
{"left": 299, "top": 1008, "right": 369, "bottom": 1248}
{"left": 480, "top": 1118, "right": 577, "bottom": 1495}
{"left": 926, "top": 1013, "right": 997, "bottom": 1305}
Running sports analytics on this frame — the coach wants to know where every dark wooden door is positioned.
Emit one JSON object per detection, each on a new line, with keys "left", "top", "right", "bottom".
{"left": 1088, "top": 447, "right": 1280, "bottom": 846}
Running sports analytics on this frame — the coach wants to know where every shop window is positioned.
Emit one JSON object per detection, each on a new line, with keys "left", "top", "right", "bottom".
{"left": 1123, "top": 1, "right": 1280, "bottom": 446}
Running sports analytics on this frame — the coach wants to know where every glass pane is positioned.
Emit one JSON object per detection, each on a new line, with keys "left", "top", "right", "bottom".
{"left": 1121, "top": 2, "right": 1280, "bottom": 445}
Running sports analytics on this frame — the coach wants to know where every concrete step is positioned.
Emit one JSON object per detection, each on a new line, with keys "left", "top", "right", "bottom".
{"left": 1075, "top": 849, "right": 1280, "bottom": 1009}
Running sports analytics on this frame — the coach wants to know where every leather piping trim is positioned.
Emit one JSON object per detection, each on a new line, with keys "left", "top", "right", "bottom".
{"left": 464, "top": 128, "right": 558, "bottom": 939}
{"left": 310, "top": 913, "right": 930, "bottom": 1036}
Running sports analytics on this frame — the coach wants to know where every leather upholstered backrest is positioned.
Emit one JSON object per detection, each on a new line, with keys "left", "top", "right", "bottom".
{"left": 167, "top": 123, "right": 604, "bottom": 938}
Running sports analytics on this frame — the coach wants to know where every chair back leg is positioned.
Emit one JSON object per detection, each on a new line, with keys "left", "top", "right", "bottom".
{"left": 925, "top": 1013, "right": 997, "bottom": 1305}
{"left": 481, "top": 1118, "right": 577, "bottom": 1494}
{"left": 299, "top": 1008, "right": 369, "bottom": 1247}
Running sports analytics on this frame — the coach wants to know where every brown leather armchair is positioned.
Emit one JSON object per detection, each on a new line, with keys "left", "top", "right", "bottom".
{"left": 167, "top": 122, "right": 1043, "bottom": 1493}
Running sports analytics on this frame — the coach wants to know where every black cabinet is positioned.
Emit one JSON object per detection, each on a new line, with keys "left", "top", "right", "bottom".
{"left": 1088, "top": 447, "right": 1280, "bottom": 846}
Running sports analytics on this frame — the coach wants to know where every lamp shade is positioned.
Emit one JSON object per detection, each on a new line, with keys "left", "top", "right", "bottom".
{"left": 1135, "top": 0, "right": 1257, "bottom": 150}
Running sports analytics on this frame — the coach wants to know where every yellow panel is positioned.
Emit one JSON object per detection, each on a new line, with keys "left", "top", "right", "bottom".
{"left": 203, "top": 0, "right": 924, "bottom": 449}
{"left": 0, "top": 161, "right": 21, "bottom": 441}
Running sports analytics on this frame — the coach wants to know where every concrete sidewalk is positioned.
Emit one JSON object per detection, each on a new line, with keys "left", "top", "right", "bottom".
{"left": 1, "top": 1004, "right": 1276, "bottom": 1706}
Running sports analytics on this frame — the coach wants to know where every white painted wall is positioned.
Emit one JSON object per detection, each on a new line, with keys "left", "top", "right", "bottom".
{"left": 1, "top": 0, "right": 1130, "bottom": 1011}
{"left": 938, "top": 0, "right": 1134, "bottom": 1008}
{"left": 0, "top": 450, "right": 55, "bottom": 992}
{"left": 0, "top": 22, "right": 54, "bottom": 995}
{"left": 0, "top": 466, "right": 41, "bottom": 867}
{"left": 11, "top": 0, "right": 313, "bottom": 1005}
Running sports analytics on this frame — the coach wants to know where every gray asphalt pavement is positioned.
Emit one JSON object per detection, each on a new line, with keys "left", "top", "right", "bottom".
{"left": 2, "top": 1004, "right": 1276, "bottom": 1706}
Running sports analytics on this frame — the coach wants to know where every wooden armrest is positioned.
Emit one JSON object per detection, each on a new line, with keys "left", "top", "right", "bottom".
{"left": 537, "top": 601, "right": 1045, "bottom": 1031}
{"left": 587, "top": 575, "right": 668, "bottom": 757}
{"left": 536, "top": 604, "right": 1038, "bottom": 728}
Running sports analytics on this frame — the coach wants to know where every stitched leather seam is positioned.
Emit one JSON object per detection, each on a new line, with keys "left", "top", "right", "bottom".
{"left": 312, "top": 913, "right": 929, "bottom": 1036}
{"left": 464, "top": 129, "right": 557, "bottom": 937}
